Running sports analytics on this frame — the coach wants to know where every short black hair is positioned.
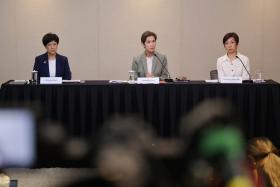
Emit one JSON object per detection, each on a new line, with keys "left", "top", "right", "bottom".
{"left": 223, "top": 32, "right": 239, "bottom": 45}
{"left": 141, "top": 31, "right": 157, "bottom": 44}
{"left": 42, "top": 33, "right": 59, "bottom": 46}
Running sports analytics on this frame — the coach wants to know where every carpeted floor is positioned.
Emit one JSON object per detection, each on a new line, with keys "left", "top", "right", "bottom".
{"left": 4, "top": 168, "right": 97, "bottom": 187}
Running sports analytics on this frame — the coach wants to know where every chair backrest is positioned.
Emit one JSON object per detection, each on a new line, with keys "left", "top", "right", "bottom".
{"left": 210, "top": 70, "right": 218, "bottom": 80}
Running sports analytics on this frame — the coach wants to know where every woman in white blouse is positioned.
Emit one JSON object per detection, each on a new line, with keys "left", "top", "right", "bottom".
{"left": 217, "top": 32, "right": 250, "bottom": 80}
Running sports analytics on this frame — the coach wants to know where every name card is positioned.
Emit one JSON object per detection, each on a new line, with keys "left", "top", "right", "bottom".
{"left": 220, "top": 76, "right": 242, "bottom": 84}
{"left": 137, "top": 77, "right": 160, "bottom": 84}
{"left": 40, "top": 77, "right": 62, "bottom": 84}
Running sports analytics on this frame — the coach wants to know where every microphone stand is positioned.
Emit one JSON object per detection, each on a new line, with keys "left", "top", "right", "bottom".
{"left": 154, "top": 54, "right": 173, "bottom": 82}
{"left": 236, "top": 56, "right": 253, "bottom": 83}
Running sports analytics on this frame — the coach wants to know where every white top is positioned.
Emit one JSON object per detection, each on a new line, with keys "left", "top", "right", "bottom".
{"left": 146, "top": 56, "right": 153, "bottom": 74}
{"left": 217, "top": 53, "right": 250, "bottom": 80}
{"left": 48, "top": 59, "right": 56, "bottom": 77}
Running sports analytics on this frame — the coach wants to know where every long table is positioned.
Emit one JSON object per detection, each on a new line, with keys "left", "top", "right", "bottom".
{"left": 1, "top": 80, "right": 280, "bottom": 145}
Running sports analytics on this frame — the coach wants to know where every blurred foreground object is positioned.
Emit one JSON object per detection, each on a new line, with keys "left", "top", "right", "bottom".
{"left": 247, "top": 137, "right": 280, "bottom": 187}
{"left": 0, "top": 173, "right": 10, "bottom": 187}
{"left": 95, "top": 116, "right": 155, "bottom": 187}
{"left": 180, "top": 99, "right": 253, "bottom": 187}
{"left": 0, "top": 109, "right": 35, "bottom": 168}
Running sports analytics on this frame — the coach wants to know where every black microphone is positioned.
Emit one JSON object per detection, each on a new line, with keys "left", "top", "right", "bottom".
{"left": 236, "top": 56, "right": 253, "bottom": 83}
{"left": 154, "top": 53, "right": 173, "bottom": 82}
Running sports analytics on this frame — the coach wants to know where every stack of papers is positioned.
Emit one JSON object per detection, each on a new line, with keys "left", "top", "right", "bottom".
{"left": 9, "top": 80, "right": 29, "bottom": 85}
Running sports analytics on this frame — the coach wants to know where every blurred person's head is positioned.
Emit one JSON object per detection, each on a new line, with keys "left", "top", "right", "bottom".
{"left": 96, "top": 116, "right": 155, "bottom": 154}
{"left": 179, "top": 99, "right": 251, "bottom": 187}
{"left": 180, "top": 99, "right": 241, "bottom": 149}
{"left": 247, "top": 137, "right": 280, "bottom": 187}
{"left": 36, "top": 121, "right": 92, "bottom": 167}
{"left": 97, "top": 117, "right": 184, "bottom": 187}
{"left": 95, "top": 116, "right": 155, "bottom": 187}
{"left": 97, "top": 145, "right": 148, "bottom": 187}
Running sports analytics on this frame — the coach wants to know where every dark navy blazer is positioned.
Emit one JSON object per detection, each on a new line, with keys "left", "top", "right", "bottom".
{"left": 33, "top": 53, "right": 72, "bottom": 80}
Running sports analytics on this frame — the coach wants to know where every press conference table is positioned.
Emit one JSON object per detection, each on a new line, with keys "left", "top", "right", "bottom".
{"left": 1, "top": 80, "right": 280, "bottom": 144}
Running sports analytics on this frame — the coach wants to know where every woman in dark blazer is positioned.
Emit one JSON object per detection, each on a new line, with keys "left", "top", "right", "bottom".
{"left": 33, "top": 33, "right": 71, "bottom": 80}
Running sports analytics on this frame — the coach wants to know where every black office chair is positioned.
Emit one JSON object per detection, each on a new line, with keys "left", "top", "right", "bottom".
{"left": 210, "top": 70, "right": 218, "bottom": 80}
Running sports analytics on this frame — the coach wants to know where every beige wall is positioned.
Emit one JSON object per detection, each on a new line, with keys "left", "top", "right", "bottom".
{"left": 0, "top": 0, "right": 279, "bottom": 83}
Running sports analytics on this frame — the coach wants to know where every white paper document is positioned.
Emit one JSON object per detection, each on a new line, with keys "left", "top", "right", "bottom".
{"left": 109, "top": 80, "right": 128, "bottom": 83}
{"left": 137, "top": 77, "right": 160, "bottom": 84}
{"left": 9, "top": 80, "right": 29, "bottom": 85}
{"left": 62, "top": 80, "right": 82, "bottom": 83}
{"left": 205, "top": 79, "right": 219, "bottom": 83}
{"left": 220, "top": 76, "right": 242, "bottom": 84}
{"left": 40, "top": 77, "right": 62, "bottom": 84}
